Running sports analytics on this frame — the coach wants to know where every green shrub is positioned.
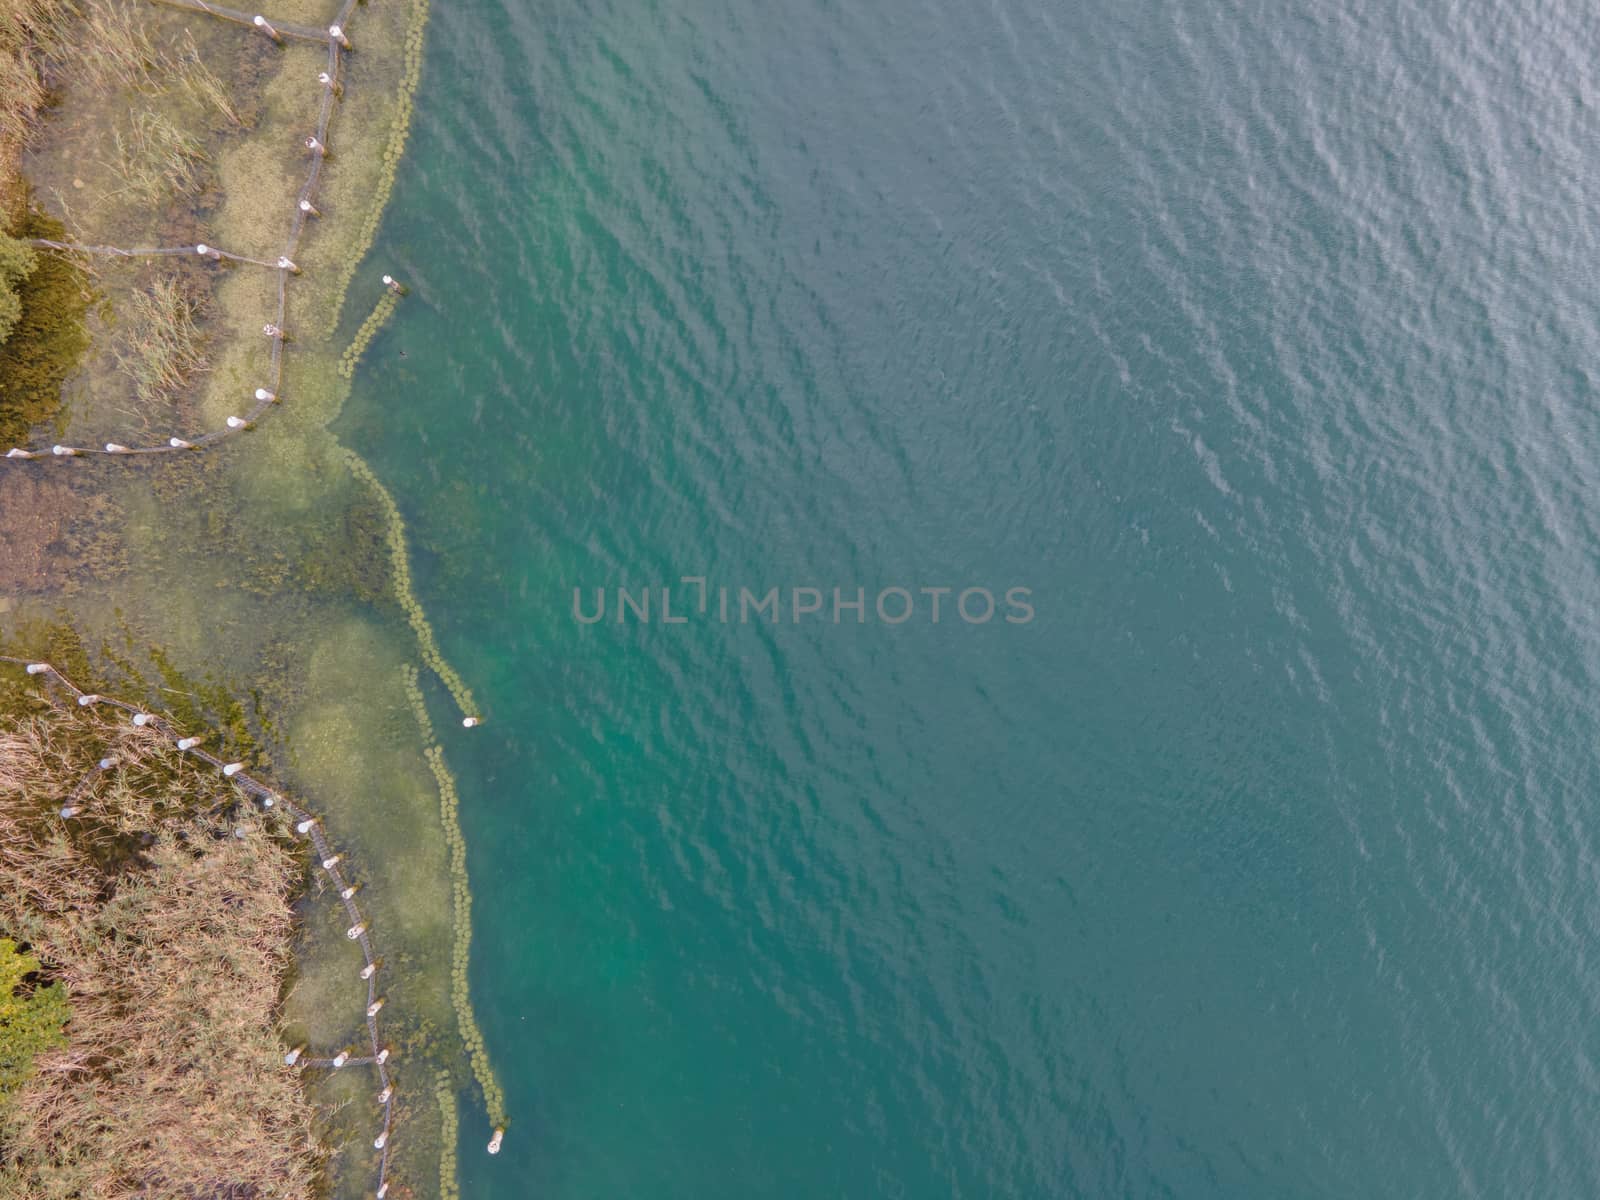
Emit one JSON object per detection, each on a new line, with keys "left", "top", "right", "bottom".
{"left": 0, "top": 233, "right": 35, "bottom": 347}
{"left": 0, "top": 937, "right": 68, "bottom": 1097}
{"left": 0, "top": 211, "right": 90, "bottom": 446}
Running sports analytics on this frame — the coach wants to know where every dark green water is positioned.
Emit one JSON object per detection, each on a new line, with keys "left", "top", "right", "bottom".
{"left": 341, "top": 0, "right": 1600, "bottom": 1193}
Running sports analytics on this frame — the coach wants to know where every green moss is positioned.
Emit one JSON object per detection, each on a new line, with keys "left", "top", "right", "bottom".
{"left": 0, "top": 622, "right": 95, "bottom": 719}
{"left": 0, "top": 209, "right": 91, "bottom": 448}
{"left": 0, "top": 623, "right": 262, "bottom": 773}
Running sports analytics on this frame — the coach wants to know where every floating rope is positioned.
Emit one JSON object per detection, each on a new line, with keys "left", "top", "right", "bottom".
{"left": 405, "top": 664, "right": 508, "bottom": 1141}
{"left": 339, "top": 289, "right": 400, "bottom": 379}
{"left": 26, "top": 239, "right": 282, "bottom": 267}
{"left": 1, "top": 655, "right": 402, "bottom": 1195}
{"left": 151, "top": 0, "right": 331, "bottom": 41}
{"left": 326, "top": 0, "right": 431, "bottom": 334}
{"left": 346, "top": 450, "right": 482, "bottom": 722}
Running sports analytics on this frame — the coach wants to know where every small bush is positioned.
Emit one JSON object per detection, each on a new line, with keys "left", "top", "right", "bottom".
{"left": 0, "top": 937, "right": 68, "bottom": 1097}
{"left": 0, "top": 210, "right": 90, "bottom": 447}
{"left": 0, "top": 233, "right": 35, "bottom": 347}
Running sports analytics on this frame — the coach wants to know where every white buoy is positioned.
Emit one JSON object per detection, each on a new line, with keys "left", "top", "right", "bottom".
{"left": 98, "top": 756, "right": 118, "bottom": 770}
{"left": 332, "top": 1051, "right": 349, "bottom": 1069}
{"left": 177, "top": 736, "right": 200, "bottom": 750}
{"left": 51, "top": 445, "right": 78, "bottom": 456}
{"left": 234, "top": 826, "right": 248, "bottom": 839}
{"left": 196, "top": 243, "right": 220, "bottom": 259}
{"left": 263, "top": 323, "right": 284, "bottom": 338}
{"left": 329, "top": 23, "right": 350, "bottom": 48}
{"left": 375, "top": 1047, "right": 390, "bottom": 1065}
{"left": 377, "top": 1185, "right": 389, "bottom": 1199}
{"left": 322, "top": 854, "right": 342, "bottom": 870}
{"left": 278, "top": 256, "right": 300, "bottom": 274}
{"left": 6, "top": 448, "right": 36, "bottom": 458}
{"left": 305, "top": 135, "right": 327, "bottom": 156}
{"left": 487, "top": 1128, "right": 505, "bottom": 1155}
{"left": 299, "top": 199, "right": 320, "bottom": 217}
{"left": 378, "top": 1085, "right": 393, "bottom": 1103}
{"left": 360, "top": 962, "right": 377, "bottom": 980}
{"left": 462, "top": 716, "right": 481, "bottom": 728}
{"left": 373, "top": 1132, "right": 388, "bottom": 1150}
{"left": 367, "top": 998, "right": 384, "bottom": 1017}
{"left": 341, "top": 885, "right": 357, "bottom": 900}
{"left": 226, "top": 416, "right": 249, "bottom": 430}
{"left": 255, "top": 387, "right": 277, "bottom": 402}
{"left": 60, "top": 805, "right": 80, "bottom": 819}
{"left": 131, "top": 713, "right": 153, "bottom": 726}
{"left": 222, "top": 761, "right": 244, "bottom": 776}
{"left": 284, "top": 1045, "right": 304, "bottom": 1066}
{"left": 297, "top": 819, "right": 315, "bottom": 834}
{"left": 347, "top": 922, "right": 367, "bottom": 940}
{"left": 25, "top": 663, "right": 48, "bottom": 675}
{"left": 169, "top": 437, "right": 195, "bottom": 449}
{"left": 382, "top": 274, "right": 405, "bottom": 294}
{"left": 77, "top": 694, "right": 100, "bottom": 706}
{"left": 252, "top": 14, "right": 283, "bottom": 43}
{"left": 105, "top": 443, "right": 130, "bottom": 453}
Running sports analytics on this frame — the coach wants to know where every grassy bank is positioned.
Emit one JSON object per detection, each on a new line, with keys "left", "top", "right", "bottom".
{"left": 0, "top": 691, "right": 317, "bottom": 1198}
{"left": 0, "top": 0, "right": 51, "bottom": 223}
{"left": 0, "top": 0, "right": 506, "bottom": 1192}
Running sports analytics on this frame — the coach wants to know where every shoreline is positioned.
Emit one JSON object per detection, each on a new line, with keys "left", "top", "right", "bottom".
{"left": 0, "top": 0, "right": 506, "bottom": 1193}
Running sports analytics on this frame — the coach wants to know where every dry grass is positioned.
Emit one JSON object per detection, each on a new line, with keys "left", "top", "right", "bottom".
{"left": 44, "top": 1, "right": 242, "bottom": 122}
{"left": 0, "top": 41, "right": 45, "bottom": 149}
{"left": 0, "top": 702, "right": 320, "bottom": 1200}
{"left": 105, "top": 108, "right": 209, "bottom": 205}
{"left": 0, "top": 0, "right": 240, "bottom": 214}
{"left": 173, "top": 30, "right": 242, "bottom": 127}
{"left": 66, "top": 0, "right": 158, "bottom": 90}
{"left": 0, "top": 0, "right": 55, "bottom": 220}
{"left": 113, "top": 273, "right": 208, "bottom": 404}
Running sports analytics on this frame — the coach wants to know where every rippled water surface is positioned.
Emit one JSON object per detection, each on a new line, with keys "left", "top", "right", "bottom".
{"left": 341, "top": 0, "right": 1600, "bottom": 1193}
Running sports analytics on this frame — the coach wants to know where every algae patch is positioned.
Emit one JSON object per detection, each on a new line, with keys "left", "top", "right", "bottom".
{"left": 339, "top": 285, "right": 398, "bottom": 379}
{"left": 405, "top": 662, "right": 508, "bottom": 1134}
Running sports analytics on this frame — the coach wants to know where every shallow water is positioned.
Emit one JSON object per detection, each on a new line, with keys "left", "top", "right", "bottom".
{"left": 346, "top": 0, "right": 1600, "bottom": 1194}
{"left": 4, "top": 0, "right": 466, "bottom": 1191}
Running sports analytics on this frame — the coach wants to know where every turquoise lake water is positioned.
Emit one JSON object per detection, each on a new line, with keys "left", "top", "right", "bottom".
{"left": 339, "top": 0, "right": 1600, "bottom": 1193}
